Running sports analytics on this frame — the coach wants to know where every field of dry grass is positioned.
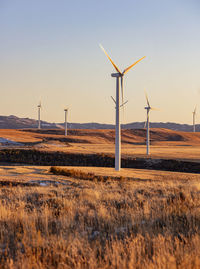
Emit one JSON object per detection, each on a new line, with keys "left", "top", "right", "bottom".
{"left": 0, "top": 129, "right": 200, "bottom": 268}
{"left": 0, "top": 166, "right": 200, "bottom": 268}
{"left": 1, "top": 128, "right": 200, "bottom": 161}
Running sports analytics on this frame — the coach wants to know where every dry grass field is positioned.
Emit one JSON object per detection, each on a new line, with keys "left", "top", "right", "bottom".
{"left": 1, "top": 128, "right": 200, "bottom": 161}
{"left": 0, "top": 166, "right": 200, "bottom": 268}
{"left": 0, "top": 129, "right": 200, "bottom": 268}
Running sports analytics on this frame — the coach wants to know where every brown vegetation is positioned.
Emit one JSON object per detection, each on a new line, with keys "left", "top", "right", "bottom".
{"left": 50, "top": 166, "right": 125, "bottom": 182}
{"left": 0, "top": 167, "right": 200, "bottom": 268}
{"left": 1, "top": 149, "right": 200, "bottom": 174}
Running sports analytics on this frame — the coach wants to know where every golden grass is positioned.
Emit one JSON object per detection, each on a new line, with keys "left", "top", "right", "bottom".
{"left": 0, "top": 166, "right": 200, "bottom": 268}
{"left": 2, "top": 129, "right": 200, "bottom": 161}
{"left": 50, "top": 166, "right": 125, "bottom": 182}
{"left": 49, "top": 166, "right": 200, "bottom": 181}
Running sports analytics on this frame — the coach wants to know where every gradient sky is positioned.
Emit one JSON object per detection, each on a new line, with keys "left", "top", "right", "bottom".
{"left": 0, "top": 0, "right": 200, "bottom": 124}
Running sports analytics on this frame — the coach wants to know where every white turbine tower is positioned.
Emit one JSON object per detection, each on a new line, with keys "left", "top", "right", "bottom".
{"left": 37, "top": 101, "right": 42, "bottom": 129}
{"left": 64, "top": 108, "right": 68, "bottom": 136}
{"left": 100, "top": 44, "right": 146, "bottom": 171}
{"left": 144, "top": 92, "right": 158, "bottom": 156}
{"left": 192, "top": 106, "right": 197, "bottom": 132}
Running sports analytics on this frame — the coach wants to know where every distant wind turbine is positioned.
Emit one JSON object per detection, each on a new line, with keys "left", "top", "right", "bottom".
{"left": 37, "top": 101, "right": 42, "bottom": 129}
{"left": 144, "top": 91, "right": 158, "bottom": 155}
{"left": 64, "top": 108, "right": 68, "bottom": 136}
{"left": 100, "top": 44, "right": 146, "bottom": 170}
{"left": 192, "top": 106, "right": 197, "bottom": 132}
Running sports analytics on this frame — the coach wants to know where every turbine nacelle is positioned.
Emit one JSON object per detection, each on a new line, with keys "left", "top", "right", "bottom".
{"left": 111, "top": 73, "right": 122, "bottom": 78}
{"left": 145, "top": 106, "right": 151, "bottom": 110}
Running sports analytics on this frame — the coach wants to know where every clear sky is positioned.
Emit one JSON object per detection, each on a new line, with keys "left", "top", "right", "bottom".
{"left": 0, "top": 0, "right": 200, "bottom": 124}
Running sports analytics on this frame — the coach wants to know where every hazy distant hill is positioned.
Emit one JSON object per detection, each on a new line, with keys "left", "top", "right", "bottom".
{"left": 0, "top": 115, "right": 59, "bottom": 129}
{"left": 0, "top": 115, "right": 198, "bottom": 132}
{"left": 59, "top": 121, "right": 199, "bottom": 132}
{"left": 121, "top": 122, "right": 198, "bottom": 132}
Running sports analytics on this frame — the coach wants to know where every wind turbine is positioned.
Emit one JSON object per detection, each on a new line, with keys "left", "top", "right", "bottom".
{"left": 192, "top": 106, "right": 197, "bottom": 132}
{"left": 37, "top": 101, "right": 42, "bottom": 129}
{"left": 64, "top": 108, "right": 68, "bottom": 136}
{"left": 100, "top": 44, "right": 146, "bottom": 171}
{"left": 144, "top": 92, "right": 158, "bottom": 156}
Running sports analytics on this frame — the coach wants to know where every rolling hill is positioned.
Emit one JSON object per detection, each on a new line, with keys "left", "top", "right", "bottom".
{"left": 0, "top": 115, "right": 198, "bottom": 132}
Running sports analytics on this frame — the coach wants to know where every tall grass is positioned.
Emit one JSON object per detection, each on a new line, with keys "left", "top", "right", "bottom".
{"left": 0, "top": 174, "right": 200, "bottom": 268}
{"left": 50, "top": 166, "right": 125, "bottom": 182}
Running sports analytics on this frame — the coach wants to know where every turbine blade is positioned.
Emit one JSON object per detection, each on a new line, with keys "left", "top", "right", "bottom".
{"left": 99, "top": 44, "right": 122, "bottom": 74}
{"left": 194, "top": 105, "right": 197, "bottom": 114}
{"left": 38, "top": 99, "right": 42, "bottom": 108}
{"left": 121, "top": 76, "right": 124, "bottom": 106}
{"left": 120, "top": 100, "right": 128, "bottom": 107}
{"left": 111, "top": 96, "right": 116, "bottom": 104}
{"left": 144, "top": 121, "right": 147, "bottom": 129}
{"left": 144, "top": 90, "right": 150, "bottom": 107}
{"left": 151, "top": 107, "right": 159, "bottom": 111}
{"left": 123, "top": 56, "right": 146, "bottom": 75}
{"left": 121, "top": 76, "right": 125, "bottom": 116}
